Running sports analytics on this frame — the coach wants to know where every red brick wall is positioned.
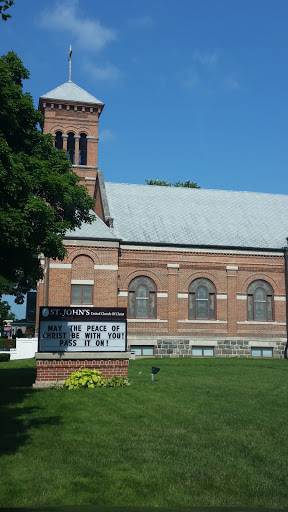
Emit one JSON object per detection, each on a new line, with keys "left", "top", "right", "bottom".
{"left": 72, "top": 255, "right": 94, "bottom": 280}
{"left": 37, "top": 244, "right": 286, "bottom": 345}
{"left": 117, "top": 248, "right": 286, "bottom": 339}
{"left": 40, "top": 101, "right": 102, "bottom": 198}
{"left": 35, "top": 358, "right": 129, "bottom": 383}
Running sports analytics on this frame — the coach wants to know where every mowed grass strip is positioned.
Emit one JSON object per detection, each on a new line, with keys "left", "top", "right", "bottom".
{"left": 0, "top": 357, "right": 288, "bottom": 509}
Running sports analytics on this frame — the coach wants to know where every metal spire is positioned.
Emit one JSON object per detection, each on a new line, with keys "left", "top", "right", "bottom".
{"left": 68, "top": 45, "right": 72, "bottom": 81}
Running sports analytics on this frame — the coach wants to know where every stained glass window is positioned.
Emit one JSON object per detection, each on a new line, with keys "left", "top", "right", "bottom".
{"left": 189, "top": 279, "right": 216, "bottom": 320}
{"left": 247, "top": 280, "right": 274, "bottom": 321}
{"left": 128, "top": 277, "right": 156, "bottom": 318}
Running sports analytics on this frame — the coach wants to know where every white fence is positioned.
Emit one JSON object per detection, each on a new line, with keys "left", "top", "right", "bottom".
{"left": 0, "top": 337, "right": 38, "bottom": 360}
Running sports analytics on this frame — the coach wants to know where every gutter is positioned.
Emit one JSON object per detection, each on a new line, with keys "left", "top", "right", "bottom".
{"left": 119, "top": 240, "right": 284, "bottom": 253}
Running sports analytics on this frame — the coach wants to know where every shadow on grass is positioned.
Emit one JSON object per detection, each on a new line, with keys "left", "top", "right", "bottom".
{"left": 0, "top": 365, "right": 60, "bottom": 456}
{"left": 2, "top": 505, "right": 287, "bottom": 512}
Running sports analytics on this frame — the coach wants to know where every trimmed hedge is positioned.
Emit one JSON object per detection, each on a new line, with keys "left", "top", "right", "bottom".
{"left": 0, "top": 353, "right": 10, "bottom": 362}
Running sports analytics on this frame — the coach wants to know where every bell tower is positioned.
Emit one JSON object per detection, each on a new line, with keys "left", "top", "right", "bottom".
{"left": 38, "top": 56, "right": 104, "bottom": 198}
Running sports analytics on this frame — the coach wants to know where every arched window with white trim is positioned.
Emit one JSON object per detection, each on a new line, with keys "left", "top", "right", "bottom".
{"left": 128, "top": 276, "right": 156, "bottom": 319}
{"left": 247, "top": 280, "right": 274, "bottom": 321}
{"left": 189, "top": 278, "right": 216, "bottom": 320}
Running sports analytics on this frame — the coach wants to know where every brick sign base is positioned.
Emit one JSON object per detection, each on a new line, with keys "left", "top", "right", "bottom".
{"left": 33, "top": 352, "right": 129, "bottom": 388}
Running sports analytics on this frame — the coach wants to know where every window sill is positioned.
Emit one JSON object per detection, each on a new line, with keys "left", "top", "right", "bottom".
{"left": 72, "top": 165, "right": 98, "bottom": 169}
{"left": 237, "top": 321, "right": 285, "bottom": 325}
{"left": 178, "top": 320, "right": 227, "bottom": 324}
{"left": 127, "top": 319, "right": 168, "bottom": 323}
{"left": 70, "top": 304, "right": 94, "bottom": 307}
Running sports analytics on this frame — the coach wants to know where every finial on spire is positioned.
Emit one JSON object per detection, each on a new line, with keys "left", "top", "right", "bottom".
{"left": 68, "top": 45, "right": 72, "bottom": 81}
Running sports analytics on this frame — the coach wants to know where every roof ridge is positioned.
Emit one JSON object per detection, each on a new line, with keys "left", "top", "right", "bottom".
{"left": 105, "top": 182, "right": 288, "bottom": 198}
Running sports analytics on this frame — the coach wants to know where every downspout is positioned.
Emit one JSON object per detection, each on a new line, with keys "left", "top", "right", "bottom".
{"left": 284, "top": 242, "right": 288, "bottom": 359}
{"left": 45, "top": 257, "right": 50, "bottom": 307}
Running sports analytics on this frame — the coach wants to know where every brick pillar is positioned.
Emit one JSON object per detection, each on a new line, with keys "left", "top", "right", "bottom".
{"left": 167, "top": 264, "right": 179, "bottom": 334}
{"left": 226, "top": 266, "right": 238, "bottom": 336}
{"left": 87, "top": 137, "right": 99, "bottom": 167}
{"left": 62, "top": 134, "right": 68, "bottom": 153}
{"left": 74, "top": 135, "right": 80, "bottom": 165}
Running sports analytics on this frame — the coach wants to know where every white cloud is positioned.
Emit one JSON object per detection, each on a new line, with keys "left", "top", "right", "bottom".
{"left": 83, "top": 60, "right": 120, "bottom": 81}
{"left": 181, "top": 71, "right": 199, "bottom": 89}
{"left": 180, "top": 51, "right": 241, "bottom": 93}
{"left": 99, "top": 129, "right": 116, "bottom": 142}
{"left": 224, "top": 76, "right": 241, "bottom": 91}
{"left": 39, "top": 0, "right": 116, "bottom": 52}
{"left": 179, "top": 51, "right": 218, "bottom": 89}
{"left": 192, "top": 51, "right": 219, "bottom": 66}
{"left": 126, "top": 16, "right": 155, "bottom": 28}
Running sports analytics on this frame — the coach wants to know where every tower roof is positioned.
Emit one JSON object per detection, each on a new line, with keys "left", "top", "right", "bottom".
{"left": 40, "top": 81, "right": 104, "bottom": 105}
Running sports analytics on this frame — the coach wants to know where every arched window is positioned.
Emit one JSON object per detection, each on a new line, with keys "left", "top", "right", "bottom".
{"left": 128, "top": 276, "right": 156, "bottom": 319}
{"left": 189, "top": 278, "right": 216, "bottom": 320}
{"left": 55, "top": 131, "right": 63, "bottom": 150}
{"left": 247, "top": 280, "right": 274, "bottom": 321}
{"left": 67, "top": 132, "right": 75, "bottom": 164}
{"left": 79, "top": 133, "right": 87, "bottom": 165}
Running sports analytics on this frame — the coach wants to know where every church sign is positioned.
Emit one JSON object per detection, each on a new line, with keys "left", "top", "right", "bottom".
{"left": 38, "top": 307, "right": 127, "bottom": 353}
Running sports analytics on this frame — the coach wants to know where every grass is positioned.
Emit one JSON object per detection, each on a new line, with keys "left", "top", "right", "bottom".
{"left": 0, "top": 357, "right": 288, "bottom": 511}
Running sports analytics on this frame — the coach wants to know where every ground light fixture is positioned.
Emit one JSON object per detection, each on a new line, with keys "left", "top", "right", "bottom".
{"left": 151, "top": 366, "right": 160, "bottom": 382}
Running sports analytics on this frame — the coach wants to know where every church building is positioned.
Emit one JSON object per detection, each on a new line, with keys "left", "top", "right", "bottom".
{"left": 36, "top": 78, "right": 288, "bottom": 359}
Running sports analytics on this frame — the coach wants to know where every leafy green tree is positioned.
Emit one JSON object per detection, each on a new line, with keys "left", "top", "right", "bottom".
{"left": 0, "top": 51, "right": 94, "bottom": 315}
{"left": 0, "top": 300, "right": 10, "bottom": 331}
{"left": 145, "top": 179, "right": 172, "bottom": 186}
{"left": 0, "top": 0, "right": 14, "bottom": 21}
{"left": 145, "top": 179, "right": 200, "bottom": 188}
{"left": 6, "top": 311, "right": 16, "bottom": 321}
{"left": 173, "top": 179, "right": 200, "bottom": 189}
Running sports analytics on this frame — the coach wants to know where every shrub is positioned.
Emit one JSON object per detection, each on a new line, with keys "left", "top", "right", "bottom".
{"left": 0, "top": 338, "right": 15, "bottom": 349}
{"left": 0, "top": 353, "right": 10, "bottom": 362}
{"left": 64, "top": 368, "right": 105, "bottom": 390}
{"left": 64, "top": 369, "right": 131, "bottom": 390}
{"left": 103, "top": 376, "right": 131, "bottom": 387}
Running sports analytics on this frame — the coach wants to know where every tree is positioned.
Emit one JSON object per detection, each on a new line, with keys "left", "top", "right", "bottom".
{"left": 0, "top": 51, "right": 95, "bottom": 312}
{"left": 173, "top": 179, "right": 200, "bottom": 189}
{"left": 0, "top": 0, "right": 14, "bottom": 21}
{"left": 145, "top": 179, "right": 200, "bottom": 188}
{"left": 6, "top": 311, "right": 16, "bottom": 321}
{"left": 0, "top": 300, "right": 10, "bottom": 331}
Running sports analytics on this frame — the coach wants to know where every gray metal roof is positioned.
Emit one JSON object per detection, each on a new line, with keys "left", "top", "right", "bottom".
{"left": 40, "top": 81, "right": 104, "bottom": 105}
{"left": 103, "top": 183, "right": 288, "bottom": 250}
{"left": 65, "top": 212, "right": 117, "bottom": 241}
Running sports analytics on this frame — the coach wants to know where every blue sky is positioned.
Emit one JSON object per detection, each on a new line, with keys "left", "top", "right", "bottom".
{"left": 2, "top": 0, "right": 288, "bottom": 317}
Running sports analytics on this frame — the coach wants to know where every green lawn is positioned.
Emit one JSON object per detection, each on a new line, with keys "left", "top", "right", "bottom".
{"left": 0, "top": 357, "right": 288, "bottom": 510}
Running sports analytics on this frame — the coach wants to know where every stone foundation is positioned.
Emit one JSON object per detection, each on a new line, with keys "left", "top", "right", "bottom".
{"left": 34, "top": 352, "right": 130, "bottom": 388}
{"left": 128, "top": 336, "right": 286, "bottom": 359}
